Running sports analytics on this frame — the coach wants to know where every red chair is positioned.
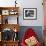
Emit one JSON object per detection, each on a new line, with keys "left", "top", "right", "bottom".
{"left": 21, "top": 28, "right": 41, "bottom": 46}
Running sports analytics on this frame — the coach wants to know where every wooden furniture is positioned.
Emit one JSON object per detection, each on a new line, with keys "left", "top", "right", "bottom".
{"left": 0, "top": 7, "right": 19, "bottom": 46}
{"left": 0, "top": 7, "right": 19, "bottom": 24}
{"left": 2, "top": 40, "right": 19, "bottom": 46}
{"left": 0, "top": 41, "right": 2, "bottom": 46}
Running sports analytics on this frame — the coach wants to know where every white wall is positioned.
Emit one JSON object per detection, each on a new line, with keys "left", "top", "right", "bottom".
{"left": 0, "top": 0, "right": 44, "bottom": 26}
{"left": 0, "top": 0, "right": 15, "bottom": 7}
{"left": 17, "top": 0, "right": 44, "bottom": 26}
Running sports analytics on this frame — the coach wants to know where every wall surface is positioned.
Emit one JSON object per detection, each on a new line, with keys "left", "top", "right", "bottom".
{"left": 0, "top": 0, "right": 44, "bottom": 26}
{"left": 0, "top": 0, "right": 15, "bottom": 7}
{"left": 17, "top": 0, "right": 44, "bottom": 26}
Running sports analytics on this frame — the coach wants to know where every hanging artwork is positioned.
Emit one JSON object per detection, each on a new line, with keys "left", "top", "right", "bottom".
{"left": 23, "top": 8, "right": 37, "bottom": 20}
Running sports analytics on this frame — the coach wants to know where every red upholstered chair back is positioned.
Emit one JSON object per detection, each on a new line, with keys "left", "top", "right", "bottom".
{"left": 21, "top": 28, "right": 41, "bottom": 46}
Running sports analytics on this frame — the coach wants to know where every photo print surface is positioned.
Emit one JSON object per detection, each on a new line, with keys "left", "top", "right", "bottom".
{"left": 23, "top": 8, "right": 37, "bottom": 20}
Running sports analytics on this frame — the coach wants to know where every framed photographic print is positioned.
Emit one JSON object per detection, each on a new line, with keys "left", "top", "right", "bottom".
{"left": 2, "top": 10, "right": 9, "bottom": 15}
{"left": 23, "top": 8, "right": 37, "bottom": 20}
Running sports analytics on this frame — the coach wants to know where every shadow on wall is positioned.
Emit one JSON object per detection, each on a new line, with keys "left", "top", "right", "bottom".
{"left": 18, "top": 26, "right": 43, "bottom": 44}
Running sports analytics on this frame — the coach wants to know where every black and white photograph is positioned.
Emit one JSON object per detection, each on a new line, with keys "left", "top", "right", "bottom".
{"left": 23, "top": 8, "right": 37, "bottom": 20}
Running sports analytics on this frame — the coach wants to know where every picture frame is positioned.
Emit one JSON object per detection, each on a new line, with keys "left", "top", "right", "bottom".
{"left": 2, "top": 10, "right": 9, "bottom": 15}
{"left": 23, "top": 8, "right": 37, "bottom": 20}
{"left": 9, "top": 10, "right": 17, "bottom": 15}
